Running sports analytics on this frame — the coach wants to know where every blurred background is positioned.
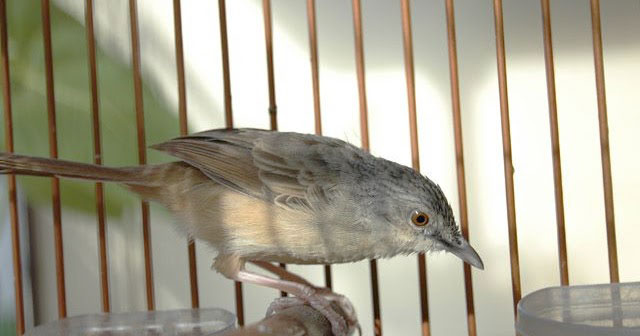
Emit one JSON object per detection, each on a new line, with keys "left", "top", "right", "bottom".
{"left": 1, "top": 0, "right": 639, "bottom": 335}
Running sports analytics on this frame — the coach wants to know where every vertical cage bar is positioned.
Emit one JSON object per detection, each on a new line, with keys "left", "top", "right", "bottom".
{"left": 262, "top": 0, "right": 278, "bottom": 131}
{"left": 0, "top": 0, "right": 26, "bottom": 333}
{"left": 128, "top": 0, "right": 155, "bottom": 310}
{"left": 416, "top": 258, "right": 429, "bottom": 335}
{"left": 369, "top": 260, "right": 381, "bottom": 335}
{"left": 84, "top": 0, "right": 110, "bottom": 312}
{"left": 492, "top": 0, "right": 521, "bottom": 315}
{"left": 173, "top": 0, "right": 188, "bottom": 137}
{"left": 261, "top": 0, "right": 287, "bottom": 298}
{"left": 445, "top": 0, "right": 477, "bottom": 335}
{"left": 305, "top": 0, "right": 332, "bottom": 290}
{"left": 172, "top": 0, "right": 200, "bottom": 308}
{"left": 218, "top": 0, "right": 243, "bottom": 325}
{"left": 589, "top": 0, "right": 619, "bottom": 284}
{"left": 306, "top": 0, "right": 322, "bottom": 137}
{"left": 352, "top": 0, "right": 370, "bottom": 150}
{"left": 41, "top": 0, "right": 67, "bottom": 318}
{"left": 399, "top": 1, "right": 430, "bottom": 335}
{"left": 351, "top": 1, "right": 381, "bottom": 334}
{"left": 540, "top": 0, "right": 569, "bottom": 286}
{"left": 400, "top": 0, "right": 419, "bottom": 171}
{"left": 219, "top": 0, "right": 233, "bottom": 129}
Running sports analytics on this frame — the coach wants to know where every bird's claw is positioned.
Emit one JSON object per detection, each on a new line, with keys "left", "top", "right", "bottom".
{"left": 266, "top": 288, "right": 360, "bottom": 336}
{"left": 266, "top": 297, "right": 302, "bottom": 317}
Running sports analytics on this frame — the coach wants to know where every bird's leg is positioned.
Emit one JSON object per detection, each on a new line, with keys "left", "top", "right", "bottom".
{"left": 250, "top": 261, "right": 359, "bottom": 334}
{"left": 250, "top": 261, "right": 314, "bottom": 287}
{"left": 214, "top": 255, "right": 355, "bottom": 335}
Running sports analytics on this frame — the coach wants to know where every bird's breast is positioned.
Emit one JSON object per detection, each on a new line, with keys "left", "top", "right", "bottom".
{"left": 166, "top": 180, "right": 400, "bottom": 264}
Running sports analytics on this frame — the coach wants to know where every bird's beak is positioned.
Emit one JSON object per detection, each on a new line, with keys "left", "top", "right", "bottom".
{"left": 447, "top": 238, "right": 484, "bottom": 270}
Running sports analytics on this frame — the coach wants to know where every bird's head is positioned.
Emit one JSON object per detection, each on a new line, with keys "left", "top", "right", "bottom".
{"left": 377, "top": 166, "right": 484, "bottom": 270}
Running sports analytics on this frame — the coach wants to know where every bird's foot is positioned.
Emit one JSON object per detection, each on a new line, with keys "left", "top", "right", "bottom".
{"left": 266, "top": 288, "right": 360, "bottom": 336}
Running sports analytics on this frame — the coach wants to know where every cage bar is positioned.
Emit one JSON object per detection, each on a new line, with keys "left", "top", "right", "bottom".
{"left": 491, "top": 0, "right": 522, "bottom": 315}
{"left": 41, "top": 0, "right": 68, "bottom": 318}
{"left": 399, "top": 1, "right": 431, "bottom": 335}
{"left": 0, "top": 0, "right": 26, "bottom": 333}
{"left": 127, "top": 0, "right": 155, "bottom": 310}
{"left": 217, "top": 0, "right": 244, "bottom": 324}
{"left": 400, "top": 0, "right": 419, "bottom": 171}
{"left": 84, "top": 0, "right": 110, "bottom": 312}
{"left": 589, "top": 0, "right": 619, "bottom": 284}
{"left": 260, "top": 0, "right": 288, "bottom": 298}
{"left": 351, "top": 1, "right": 382, "bottom": 334}
{"left": 307, "top": 0, "right": 322, "bottom": 136}
{"left": 219, "top": 0, "right": 233, "bottom": 129}
{"left": 173, "top": 0, "right": 188, "bottom": 138}
{"left": 444, "top": 1, "right": 478, "bottom": 335}
{"left": 540, "top": 0, "right": 569, "bottom": 286}
{"left": 304, "top": 0, "right": 332, "bottom": 290}
{"left": 352, "top": 0, "right": 370, "bottom": 150}
{"left": 171, "top": 0, "right": 200, "bottom": 309}
{"left": 217, "top": 0, "right": 244, "bottom": 325}
{"left": 262, "top": 0, "right": 277, "bottom": 131}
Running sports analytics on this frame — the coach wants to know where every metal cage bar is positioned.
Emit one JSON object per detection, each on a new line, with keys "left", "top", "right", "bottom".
{"left": 306, "top": 0, "right": 322, "bottom": 137}
{"left": 262, "top": 0, "right": 278, "bottom": 131}
{"left": 1, "top": 0, "right": 26, "bottom": 333}
{"left": 445, "top": 1, "right": 478, "bottom": 335}
{"left": 589, "top": 0, "right": 619, "bottom": 284}
{"left": 219, "top": 0, "right": 233, "bottom": 129}
{"left": 539, "top": 0, "right": 569, "bottom": 286}
{"left": 127, "top": 0, "right": 155, "bottom": 310}
{"left": 351, "top": 0, "right": 370, "bottom": 151}
{"left": 217, "top": 0, "right": 245, "bottom": 325}
{"left": 260, "top": 0, "right": 289, "bottom": 299}
{"left": 41, "top": 0, "right": 68, "bottom": 318}
{"left": 399, "top": 1, "right": 431, "bottom": 335}
{"left": 84, "top": 0, "right": 110, "bottom": 312}
{"left": 171, "top": 0, "right": 201, "bottom": 309}
{"left": 351, "top": 1, "right": 382, "bottom": 335}
{"left": 304, "top": 0, "right": 333, "bottom": 290}
{"left": 491, "top": 0, "right": 522, "bottom": 315}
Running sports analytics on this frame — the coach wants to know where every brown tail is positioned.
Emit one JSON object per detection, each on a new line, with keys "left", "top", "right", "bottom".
{"left": 0, "top": 152, "right": 154, "bottom": 185}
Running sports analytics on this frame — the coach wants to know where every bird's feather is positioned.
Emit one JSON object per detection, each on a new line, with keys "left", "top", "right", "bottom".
{"left": 151, "top": 129, "right": 351, "bottom": 213}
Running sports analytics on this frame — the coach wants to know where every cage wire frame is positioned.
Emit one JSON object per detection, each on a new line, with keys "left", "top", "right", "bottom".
{"left": 0, "top": 0, "right": 621, "bottom": 335}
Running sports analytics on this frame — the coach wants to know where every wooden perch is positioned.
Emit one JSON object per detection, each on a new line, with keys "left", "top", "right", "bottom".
{"left": 222, "top": 303, "right": 349, "bottom": 336}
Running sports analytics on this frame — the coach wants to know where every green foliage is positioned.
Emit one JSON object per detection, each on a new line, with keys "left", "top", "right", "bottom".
{"left": 0, "top": 320, "right": 16, "bottom": 336}
{"left": 0, "top": 1, "right": 180, "bottom": 216}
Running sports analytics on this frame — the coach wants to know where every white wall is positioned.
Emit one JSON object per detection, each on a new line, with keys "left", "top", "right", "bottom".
{"left": 21, "top": 0, "right": 640, "bottom": 335}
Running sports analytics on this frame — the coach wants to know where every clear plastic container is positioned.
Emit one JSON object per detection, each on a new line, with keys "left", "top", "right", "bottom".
{"left": 25, "top": 308, "right": 236, "bottom": 336}
{"left": 516, "top": 282, "right": 640, "bottom": 336}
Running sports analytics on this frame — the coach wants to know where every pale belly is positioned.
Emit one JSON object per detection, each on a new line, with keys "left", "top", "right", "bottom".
{"left": 156, "top": 172, "right": 407, "bottom": 265}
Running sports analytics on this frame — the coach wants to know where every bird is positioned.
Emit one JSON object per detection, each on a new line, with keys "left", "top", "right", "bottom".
{"left": 0, "top": 128, "right": 483, "bottom": 335}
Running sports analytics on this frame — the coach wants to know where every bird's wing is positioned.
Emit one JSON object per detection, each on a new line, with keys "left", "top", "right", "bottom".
{"left": 151, "top": 128, "right": 360, "bottom": 212}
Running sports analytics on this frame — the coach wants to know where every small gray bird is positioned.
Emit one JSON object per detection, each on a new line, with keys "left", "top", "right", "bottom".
{"left": 0, "top": 128, "right": 483, "bottom": 335}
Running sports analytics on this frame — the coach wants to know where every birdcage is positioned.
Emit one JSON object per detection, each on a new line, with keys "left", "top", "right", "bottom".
{"left": 1, "top": 0, "right": 638, "bottom": 335}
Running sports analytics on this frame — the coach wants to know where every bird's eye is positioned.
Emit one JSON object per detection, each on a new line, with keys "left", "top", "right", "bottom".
{"left": 411, "top": 211, "right": 429, "bottom": 226}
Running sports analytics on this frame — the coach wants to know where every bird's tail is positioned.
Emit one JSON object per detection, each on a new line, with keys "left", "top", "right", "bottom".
{"left": 0, "top": 152, "right": 153, "bottom": 185}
